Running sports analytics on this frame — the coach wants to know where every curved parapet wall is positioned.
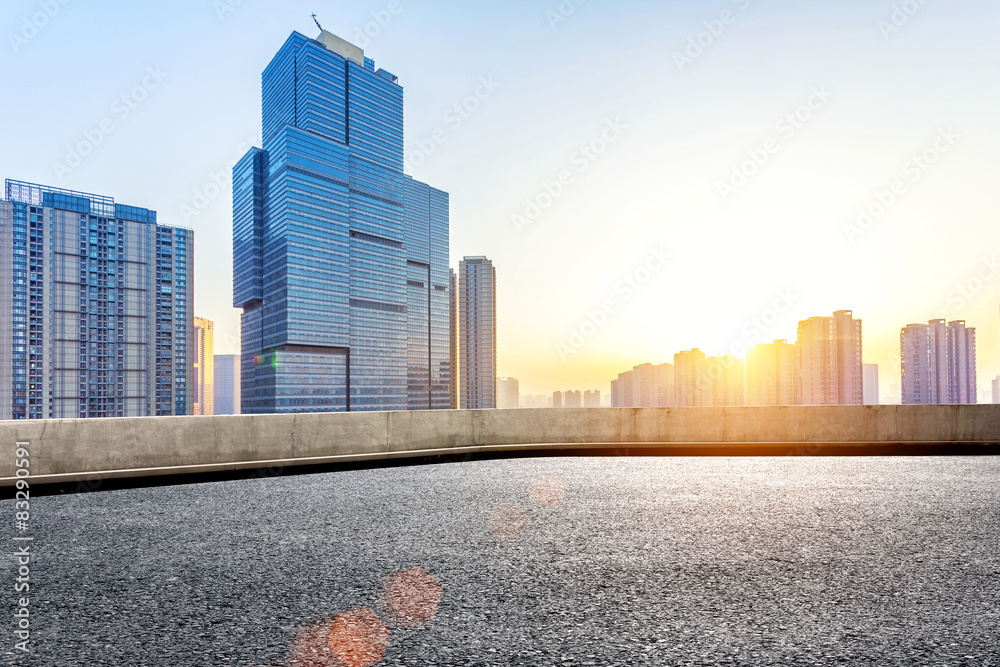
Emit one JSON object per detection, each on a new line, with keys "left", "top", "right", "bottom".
{"left": 2, "top": 405, "right": 1000, "bottom": 486}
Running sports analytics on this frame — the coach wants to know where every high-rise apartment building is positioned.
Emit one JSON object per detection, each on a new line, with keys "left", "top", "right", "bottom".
{"left": 901, "top": 319, "right": 977, "bottom": 404}
{"left": 675, "top": 349, "right": 709, "bottom": 407}
{"left": 213, "top": 354, "right": 241, "bottom": 415}
{"left": 458, "top": 256, "right": 496, "bottom": 409}
{"left": 233, "top": 30, "right": 450, "bottom": 414}
{"left": 611, "top": 363, "right": 675, "bottom": 408}
{"left": 0, "top": 179, "right": 193, "bottom": 419}
{"left": 497, "top": 377, "right": 519, "bottom": 410}
{"left": 745, "top": 339, "right": 800, "bottom": 406}
{"left": 193, "top": 317, "right": 214, "bottom": 415}
{"left": 583, "top": 390, "right": 601, "bottom": 408}
{"left": 552, "top": 391, "right": 563, "bottom": 409}
{"left": 797, "top": 310, "right": 863, "bottom": 405}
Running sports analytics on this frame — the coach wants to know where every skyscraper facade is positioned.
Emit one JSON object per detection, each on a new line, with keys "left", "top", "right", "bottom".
{"left": 797, "top": 310, "right": 863, "bottom": 405}
{"left": 583, "top": 390, "right": 601, "bottom": 408}
{"left": 213, "top": 354, "right": 241, "bottom": 415}
{"left": 901, "top": 319, "right": 977, "bottom": 404}
{"left": 0, "top": 179, "right": 193, "bottom": 419}
{"left": 745, "top": 339, "right": 800, "bottom": 406}
{"left": 458, "top": 256, "right": 496, "bottom": 409}
{"left": 193, "top": 317, "right": 214, "bottom": 415}
{"left": 233, "top": 30, "right": 450, "bottom": 414}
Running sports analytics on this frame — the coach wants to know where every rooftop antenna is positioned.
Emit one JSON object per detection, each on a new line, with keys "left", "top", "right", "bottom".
{"left": 311, "top": 13, "right": 323, "bottom": 32}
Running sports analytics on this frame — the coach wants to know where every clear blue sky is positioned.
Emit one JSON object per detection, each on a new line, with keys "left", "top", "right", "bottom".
{"left": 3, "top": 0, "right": 1000, "bottom": 400}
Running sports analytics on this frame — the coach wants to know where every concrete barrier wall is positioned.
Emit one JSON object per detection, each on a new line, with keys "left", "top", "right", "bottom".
{"left": 3, "top": 405, "right": 1000, "bottom": 485}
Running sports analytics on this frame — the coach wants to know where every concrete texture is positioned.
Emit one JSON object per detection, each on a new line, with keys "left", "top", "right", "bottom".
{"left": 4, "top": 457, "right": 999, "bottom": 666}
{"left": 3, "top": 406, "right": 1000, "bottom": 485}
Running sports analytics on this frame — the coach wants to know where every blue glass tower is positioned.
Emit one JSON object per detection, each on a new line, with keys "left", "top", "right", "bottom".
{"left": 1, "top": 179, "right": 193, "bottom": 419}
{"left": 234, "top": 30, "right": 451, "bottom": 413}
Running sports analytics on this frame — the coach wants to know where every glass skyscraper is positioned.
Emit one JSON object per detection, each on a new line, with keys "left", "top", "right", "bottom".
{"left": 234, "top": 30, "right": 450, "bottom": 414}
{"left": 0, "top": 179, "right": 193, "bottom": 419}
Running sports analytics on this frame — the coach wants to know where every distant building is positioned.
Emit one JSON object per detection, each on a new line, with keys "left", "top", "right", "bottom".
{"left": 611, "top": 363, "right": 674, "bottom": 408}
{"left": 798, "top": 310, "right": 863, "bottom": 405}
{"left": 584, "top": 390, "right": 601, "bottom": 407}
{"left": 193, "top": 318, "right": 214, "bottom": 416}
{"left": 449, "top": 268, "right": 459, "bottom": 409}
{"left": 863, "top": 363, "right": 880, "bottom": 405}
{"left": 521, "top": 394, "right": 549, "bottom": 409}
{"left": 214, "top": 354, "right": 241, "bottom": 415}
{"left": 0, "top": 179, "right": 193, "bottom": 419}
{"left": 497, "top": 377, "right": 520, "bottom": 409}
{"left": 745, "top": 340, "right": 800, "bottom": 406}
{"left": 552, "top": 391, "right": 563, "bottom": 409}
{"left": 702, "top": 355, "right": 744, "bottom": 407}
{"left": 993, "top": 375, "right": 1000, "bottom": 404}
{"left": 674, "top": 349, "right": 708, "bottom": 407}
{"left": 564, "top": 390, "right": 582, "bottom": 408}
{"left": 459, "top": 257, "right": 497, "bottom": 409}
{"left": 901, "top": 319, "right": 977, "bottom": 404}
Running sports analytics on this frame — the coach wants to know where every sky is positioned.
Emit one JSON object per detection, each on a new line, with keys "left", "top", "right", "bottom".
{"left": 2, "top": 0, "right": 1000, "bottom": 402}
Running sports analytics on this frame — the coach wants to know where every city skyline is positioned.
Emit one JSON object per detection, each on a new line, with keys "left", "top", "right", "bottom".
{"left": 3, "top": 1, "right": 999, "bottom": 401}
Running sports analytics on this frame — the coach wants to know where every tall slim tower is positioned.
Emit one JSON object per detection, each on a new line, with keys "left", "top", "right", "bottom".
{"left": 862, "top": 363, "right": 880, "bottom": 405}
{"left": 449, "top": 268, "right": 459, "bottom": 409}
{"left": 459, "top": 256, "right": 497, "bottom": 409}
{"left": 193, "top": 317, "right": 214, "bottom": 415}
{"left": 1, "top": 180, "right": 193, "bottom": 419}
{"left": 213, "top": 354, "right": 241, "bottom": 415}
{"left": 233, "top": 30, "right": 450, "bottom": 413}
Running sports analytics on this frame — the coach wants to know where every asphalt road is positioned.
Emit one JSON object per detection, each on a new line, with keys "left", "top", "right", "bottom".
{"left": 4, "top": 457, "right": 1000, "bottom": 666}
